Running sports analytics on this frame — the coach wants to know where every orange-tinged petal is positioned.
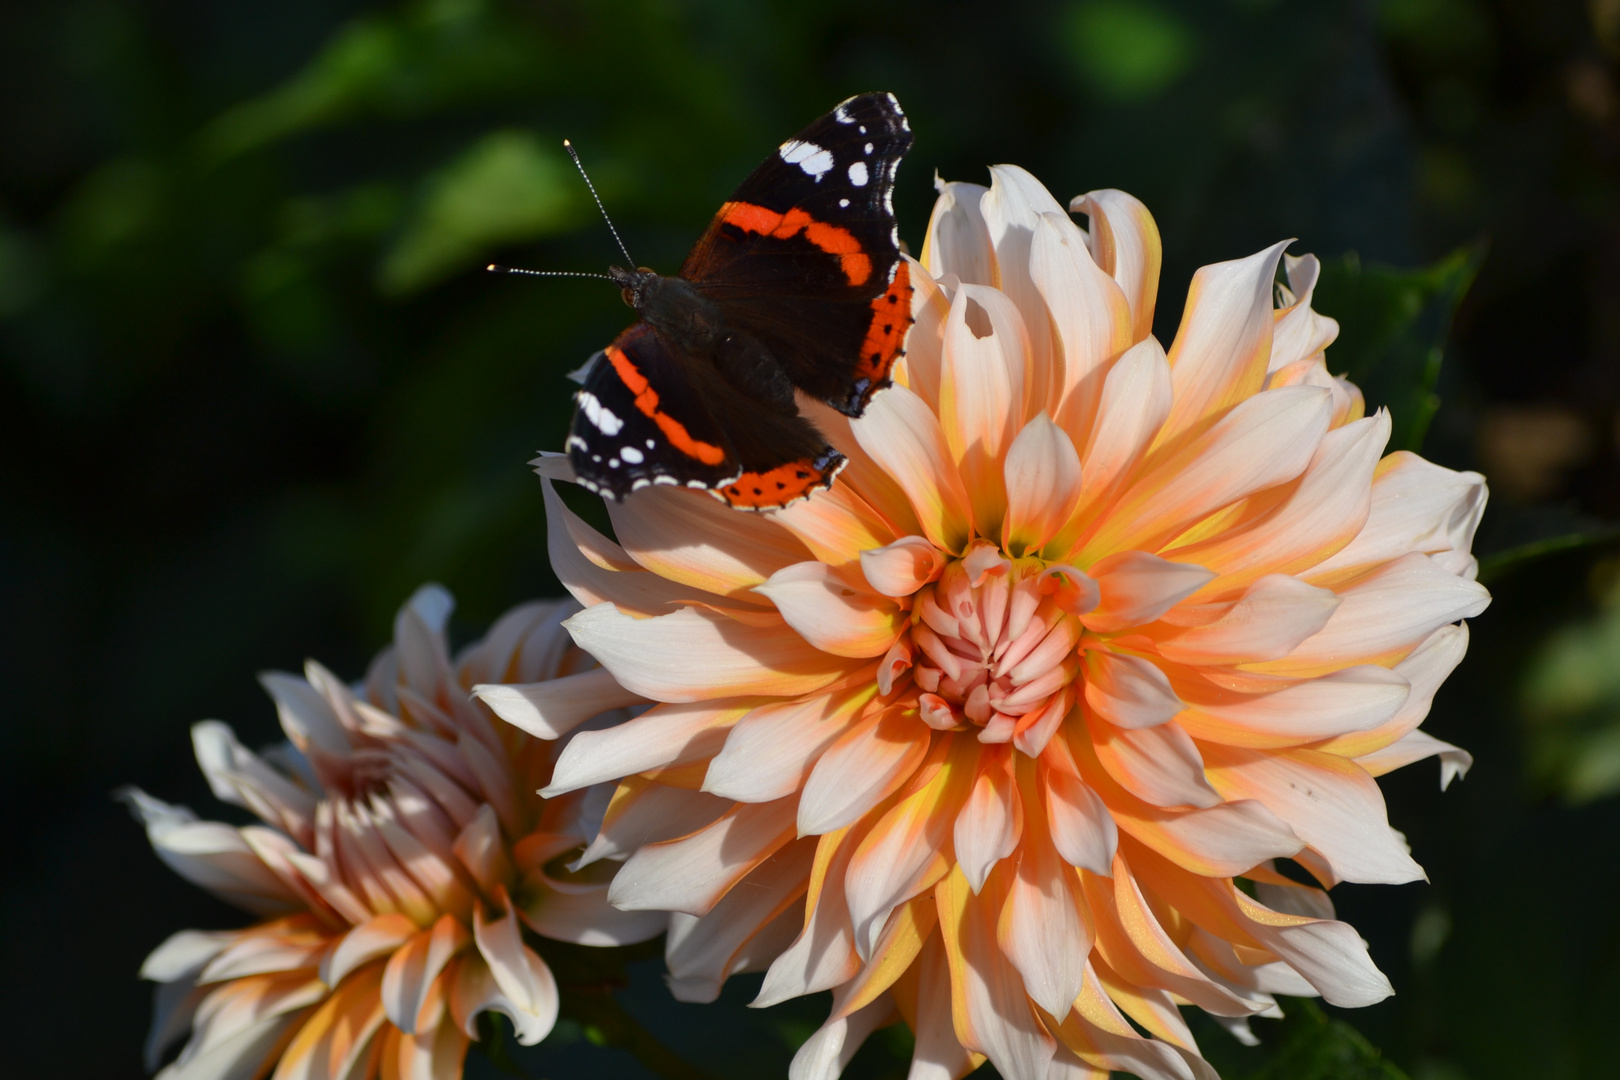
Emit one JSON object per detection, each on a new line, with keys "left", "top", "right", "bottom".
{"left": 1156, "top": 239, "right": 1291, "bottom": 447}
{"left": 756, "top": 562, "right": 906, "bottom": 658}
{"left": 851, "top": 385, "right": 974, "bottom": 554}
{"left": 938, "top": 284, "right": 1030, "bottom": 537}
{"left": 1072, "top": 189, "right": 1162, "bottom": 345}
{"left": 1002, "top": 413, "right": 1084, "bottom": 558}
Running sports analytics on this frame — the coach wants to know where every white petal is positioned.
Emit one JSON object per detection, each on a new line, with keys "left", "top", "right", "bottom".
{"left": 1091, "top": 718, "right": 1221, "bottom": 809}
{"left": 1166, "top": 411, "right": 1390, "bottom": 584}
{"left": 1204, "top": 745, "right": 1425, "bottom": 884}
{"left": 789, "top": 995, "right": 898, "bottom": 1080}
{"left": 955, "top": 749, "right": 1024, "bottom": 893}
{"left": 606, "top": 483, "right": 813, "bottom": 599}
{"left": 705, "top": 692, "right": 866, "bottom": 803}
{"left": 122, "top": 790, "right": 299, "bottom": 913}
{"left": 1031, "top": 209, "right": 1133, "bottom": 447}
{"left": 664, "top": 839, "right": 817, "bottom": 1002}
{"left": 1178, "top": 665, "right": 1411, "bottom": 747}
{"left": 472, "top": 898, "right": 559, "bottom": 1043}
{"left": 564, "top": 603, "right": 847, "bottom": 702}
{"left": 545, "top": 700, "right": 744, "bottom": 796}
{"left": 1072, "top": 188, "right": 1162, "bottom": 343}
{"left": 1083, "top": 551, "right": 1216, "bottom": 633}
{"left": 575, "top": 780, "right": 730, "bottom": 866}
{"left": 1357, "top": 729, "right": 1474, "bottom": 789}
{"left": 1157, "top": 575, "right": 1342, "bottom": 666}
{"left": 451, "top": 950, "right": 556, "bottom": 1046}
{"left": 1268, "top": 253, "right": 1340, "bottom": 371}
{"left": 1310, "top": 453, "right": 1488, "bottom": 583}
{"left": 608, "top": 797, "right": 798, "bottom": 915}
{"left": 1284, "top": 552, "right": 1490, "bottom": 673}
{"left": 922, "top": 179, "right": 994, "bottom": 285}
{"left": 1042, "top": 760, "right": 1117, "bottom": 875}
{"left": 756, "top": 561, "right": 904, "bottom": 658}
{"left": 982, "top": 165, "right": 1062, "bottom": 392}
{"left": 473, "top": 667, "right": 646, "bottom": 739}
{"left": 1070, "top": 335, "right": 1172, "bottom": 518}
{"left": 997, "top": 829, "right": 1089, "bottom": 1018}
{"left": 1082, "top": 649, "right": 1184, "bottom": 729}
{"left": 798, "top": 709, "right": 932, "bottom": 835}
{"left": 1158, "top": 239, "right": 1291, "bottom": 442}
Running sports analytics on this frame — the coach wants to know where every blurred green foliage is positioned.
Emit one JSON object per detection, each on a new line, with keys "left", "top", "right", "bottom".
{"left": 1520, "top": 559, "right": 1620, "bottom": 802}
{"left": 1316, "top": 246, "right": 1482, "bottom": 453}
{"left": 6, "top": 1, "right": 1620, "bottom": 1079}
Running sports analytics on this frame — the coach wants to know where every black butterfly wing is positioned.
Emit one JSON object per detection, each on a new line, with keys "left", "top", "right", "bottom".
{"left": 569, "top": 322, "right": 846, "bottom": 509}
{"left": 680, "top": 92, "right": 915, "bottom": 418}
{"left": 569, "top": 322, "right": 741, "bottom": 499}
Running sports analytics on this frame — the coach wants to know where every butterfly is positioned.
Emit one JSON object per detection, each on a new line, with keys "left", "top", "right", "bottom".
{"left": 566, "top": 92, "right": 914, "bottom": 510}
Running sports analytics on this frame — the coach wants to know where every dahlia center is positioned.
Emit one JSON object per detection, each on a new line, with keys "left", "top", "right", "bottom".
{"left": 896, "top": 544, "right": 1086, "bottom": 748}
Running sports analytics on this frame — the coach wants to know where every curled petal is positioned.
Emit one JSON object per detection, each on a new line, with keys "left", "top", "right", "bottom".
{"left": 939, "top": 284, "right": 1031, "bottom": 536}
{"left": 1072, "top": 188, "right": 1162, "bottom": 344}
{"left": 1159, "top": 239, "right": 1291, "bottom": 443}
{"left": 1176, "top": 665, "right": 1411, "bottom": 748}
{"left": 1357, "top": 729, "right": 1474, "bottom": 789}
{"left": 705, "top": 691, "right": 870, "bottom": 803}
{"left": 922, "top": 178, "right": 994, "bottom": 286}
{"left": 471, "top": 894, "right": 559, "bottom": 1044}
{"left": 545, "top": 700, "right": 745, "bottom": 796}
{"left": 1089, "top": 716, "right": 1221, "bottom": 810}
{"left": 860, "top": 535, "right": 946, "bottom": 597}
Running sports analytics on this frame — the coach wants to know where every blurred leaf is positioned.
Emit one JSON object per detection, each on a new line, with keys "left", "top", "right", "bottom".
{"left": 1315, "top": 245, "right": 1482, "bottom": 452}
{"left": 1521, "top": 565, "right": 1620, "bottom": 802}
{"left": 1063, "top": 0, "right": 1197, "bottom": 101}
{"left": 196, "top": 0, "right": 544, "bottom": 163}
{"left": 1476, "top": 527, "right": 1620, "bottom": 584}
{"left": 379, "top": 130, "right": 579, "bottom": 295}
{"left": 1241, "top": 1000, "right": 1408, "bottom": 1080}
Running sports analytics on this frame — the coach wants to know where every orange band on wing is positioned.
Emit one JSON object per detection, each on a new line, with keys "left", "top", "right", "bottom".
{"left": 717, "top": 452, "right": 847, "bottom": 510}
{"left": 857, "top": 260, "right": 913, "bottom": 387}
{"left": 605, "top": 345, "right": 728, "bottom": 466}
{"left": 720, "top": 202, "right": 872, "bottom": 286}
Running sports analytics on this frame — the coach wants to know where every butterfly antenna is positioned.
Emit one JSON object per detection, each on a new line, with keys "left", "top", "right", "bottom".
{"left": 564, "top": 139, "right": 635, "bottom": 267}
{"left": 486, "top": 265, "right": 615, "bottom": 281}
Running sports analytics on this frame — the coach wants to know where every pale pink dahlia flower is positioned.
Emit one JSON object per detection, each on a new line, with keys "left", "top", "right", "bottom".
{"left": 501, "top": 168, "right": 1489, "bottom": 1080}
{"left": 126, "top": 586, "right": 662, "bottom": 1080}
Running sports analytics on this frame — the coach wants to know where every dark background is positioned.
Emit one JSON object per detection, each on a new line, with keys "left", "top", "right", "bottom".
{"left": 4, "top": 1, "right": 1620, "bottom": 1077}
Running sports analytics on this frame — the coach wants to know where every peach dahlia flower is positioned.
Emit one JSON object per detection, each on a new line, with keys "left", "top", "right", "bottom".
{"left": 126, "top": 586, "right": 662, "bottom": 1080}
{"left": 501, "top": 168, "right": 1489, "bottom": 1080}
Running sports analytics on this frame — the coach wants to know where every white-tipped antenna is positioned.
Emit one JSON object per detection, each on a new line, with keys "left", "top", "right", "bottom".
{"left": 486, "top": 265, "right": 614, "bottom": 281}
{"left": 564, "top": 139, "right": 634, "bottom": 267}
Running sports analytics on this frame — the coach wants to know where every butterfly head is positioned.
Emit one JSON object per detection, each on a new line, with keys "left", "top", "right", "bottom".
{"left": 608, "top": 265, "right": 662, "bottom": 311}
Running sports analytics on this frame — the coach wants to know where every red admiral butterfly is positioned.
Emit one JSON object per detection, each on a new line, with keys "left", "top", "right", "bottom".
{"left": 566, "top": 92, "right": 914, "bottom": 510}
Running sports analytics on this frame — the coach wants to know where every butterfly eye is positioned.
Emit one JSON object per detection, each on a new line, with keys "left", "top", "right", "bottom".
{"left": 620, "top": 288, "right": 636, "bottom": 307}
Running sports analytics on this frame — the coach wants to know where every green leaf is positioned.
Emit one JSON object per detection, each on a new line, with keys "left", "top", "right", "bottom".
{"left": 1475, "top": 527, "right": 1620, "bottom": 584}
{"left": 1241, "top": 1000, "right": 1409, "bottom": 1080}
{"left": 1314, "top": 245, "right": 1482, "bottom": 453}
{"left": 378, "top": 130, "right": 579, "bottom": 296}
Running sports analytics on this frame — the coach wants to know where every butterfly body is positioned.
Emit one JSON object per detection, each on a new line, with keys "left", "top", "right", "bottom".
{"left": 568, "top": 92, "right": 915, "bottom": 510}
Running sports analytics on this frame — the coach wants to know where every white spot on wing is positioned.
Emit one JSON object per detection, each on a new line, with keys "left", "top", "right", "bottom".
{"left": 848, "top": 161, "right": 869, "bottom": 187}
{"left": 576, "top": 390, "right": 624, "bottom": 436}
{"left": 864, "top": 142, "right": 873, "bottom": 154}
{"left": 839, "top": 198, "right": 849, "bottom": 208}
{"left": 686, "top": 479, "right": 708, "bottom": 489}
{"left": 834, "top": 103, "right": 855, "bottom": 124}
{"left": 779, "top": 139, "right": 834, "bottom": 180}
{"left": 653, "top": 475, "right": 678, "bottom": 486}
{"left": 620, "top": 445, "right": 644, "bottom": 464}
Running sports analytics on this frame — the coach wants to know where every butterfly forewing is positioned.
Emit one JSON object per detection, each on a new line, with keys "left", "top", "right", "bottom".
{"left": 681, "top": 92, "right": 916, "bottom": 417}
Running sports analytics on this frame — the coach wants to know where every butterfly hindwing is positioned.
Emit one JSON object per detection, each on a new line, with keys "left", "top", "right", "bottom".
{"left": 680, "top": 92, "right": 915, "bottom": 417}
{"left": 569, "top": 323, "right": 741, "bottom": 497}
